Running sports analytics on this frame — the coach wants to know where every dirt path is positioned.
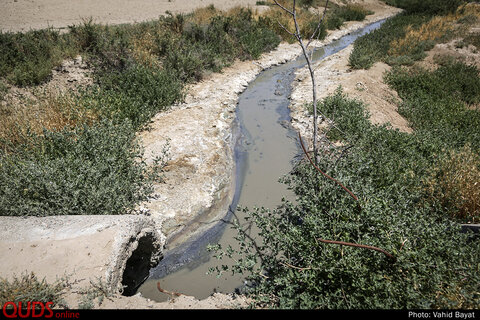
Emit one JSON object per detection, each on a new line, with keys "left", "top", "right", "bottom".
{"left": 0, "top": 0, "right": 263, "bottom": 32}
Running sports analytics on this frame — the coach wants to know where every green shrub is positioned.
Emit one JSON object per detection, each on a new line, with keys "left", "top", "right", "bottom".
{"left": 236, "top": 15, "right": 281, "bottom": 60}
{"left": 324, "top": 3, "right": 372, "bottom": 30}
{"left": 0, "top": 273, "right": 67, "bottom": 307}
{"left": 0, "top": 30, "right": 77, "bottom": 86}
{"left": 180, "top": 9, "right": 279, "bottom": 71}
{"left": 68, "top": 20, "right": 133, "bottom": 72}
{"left": 349, "top": 13, "right": 429, "bottom": 69}
{"left": 82, "top": 64, "right": 183, "bottom": 128}
{"left": 335, "top": 4, "right": 372, "bottom": 22}
{"left": 211, "top": 89, "right": 480, "bottom": 309}
{"left": 0, "top": 120, "right": 164, "bottom": 216}
{"left": 384, "top": 62, "right": 480, "bottom": 149}
{"left": 325, "top": 14, "right": 345, "bottom": 30}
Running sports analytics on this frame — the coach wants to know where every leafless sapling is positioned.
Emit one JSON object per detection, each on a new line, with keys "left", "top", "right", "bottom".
{"left": 273, "top": 0, "right": 330, "bottom": 164}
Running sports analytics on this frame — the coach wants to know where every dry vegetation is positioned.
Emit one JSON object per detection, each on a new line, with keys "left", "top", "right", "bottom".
{"left": 424, "top": 145, "right": 480, "bottom": 223}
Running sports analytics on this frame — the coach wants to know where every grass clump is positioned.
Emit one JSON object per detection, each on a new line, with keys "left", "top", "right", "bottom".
{"left": 424, "top": 145, "right": 480, "bottom": 223}
{"left": 0, "top": 92, "right": 98, "bottom": 151}
{"left": 0, "top": 273, "right": 68, "bottom": 307}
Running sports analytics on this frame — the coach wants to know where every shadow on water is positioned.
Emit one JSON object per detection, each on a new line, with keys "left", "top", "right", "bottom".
{"left": 137, "top": 19, "right": 387, "bottom": 302}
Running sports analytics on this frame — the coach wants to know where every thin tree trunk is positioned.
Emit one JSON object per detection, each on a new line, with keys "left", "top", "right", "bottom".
{"left": 274, "top": 0, "right": 329, "bottom": 165}
{"left": 300, "top": 42, "right": 318, "bottom": 165}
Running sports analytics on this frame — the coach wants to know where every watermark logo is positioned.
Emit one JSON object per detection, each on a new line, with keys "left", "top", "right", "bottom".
{"left": 2, "top": 302, "right": 54, "bottom": 318}
{"left": 1, "top": 302, "right": 80, "bottom": 319}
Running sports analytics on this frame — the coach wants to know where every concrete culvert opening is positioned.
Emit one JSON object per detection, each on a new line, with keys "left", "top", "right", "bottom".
{"left": 121, "top": 232, "right": 161, "bottom": 296}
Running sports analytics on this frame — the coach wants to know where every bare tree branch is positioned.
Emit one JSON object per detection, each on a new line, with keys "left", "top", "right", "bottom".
{"left": 273, "top": 0, "right": 330, "bottom": 165}
{"left": 277, "top": 21, "right": 296, "bottom": 37}
{"left": 316, "top": 238, "right": 396, "bottom": 261}
{"left": 273, "top": 0, "right": 295, "bottom": 16}
{"left": 298, "top": 131, "right": 359, "bottom": 202}
{"left": 307, "top": 0, "right": 330, "bottom": 49}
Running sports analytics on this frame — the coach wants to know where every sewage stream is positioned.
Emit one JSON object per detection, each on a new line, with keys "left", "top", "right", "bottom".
{"left": 137, "top": 19, "right": 387, "bottom": 302}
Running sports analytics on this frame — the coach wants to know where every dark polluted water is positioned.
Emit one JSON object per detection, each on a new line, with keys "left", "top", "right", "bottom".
{"left": 137, "top": 19, "right": 387, "bottom": 302}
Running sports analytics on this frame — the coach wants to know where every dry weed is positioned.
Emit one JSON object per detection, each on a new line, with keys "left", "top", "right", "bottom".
{"left": 389, "top": 3, "right": 480, "bottom": 57}
{"left": 0, "top": 92, "right": 97, "bottom": 149}
{"left": 424, "top": 144, "right": 480, "bottom": 223}
{"left": 131, "top": 31, "right": 163, "bottom": 68}
{"left": 388, "top": 16, "right": 456, "bottom": 56}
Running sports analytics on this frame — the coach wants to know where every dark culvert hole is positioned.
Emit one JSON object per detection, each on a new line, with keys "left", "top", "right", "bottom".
{"left": 121, "top": 232, "right": 161, "bottom": 296}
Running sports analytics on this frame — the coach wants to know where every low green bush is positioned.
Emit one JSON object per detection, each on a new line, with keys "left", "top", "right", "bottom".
{"left": 0, "top": 273, "right": 68, "bottom": 308}
{"left": 324, "top": 3, "right": 373, "bottom": 30}
{"left": 349, "top": 13, "right": 429, "bottom": 69}
{"left": 0, "top": 120, "right": 165, "bottom": 216}
{"left": 211, "top": 89, "right": 480, "bottom": 309}
{"left": 0, "top": 30, "right": 77, "bottom": 86}
{"left": 335, "top": 4, "right": 372, "bottom": 22}
{"left": 384, "top": 62, "right": 480, "bottom": 149}
{"left": 81, "top": 65, "right": 183, "bottom": 128}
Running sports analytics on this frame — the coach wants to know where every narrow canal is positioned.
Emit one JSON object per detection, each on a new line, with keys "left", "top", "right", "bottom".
{"left": 137, "top": 18, "right": 387, "bottom": 302}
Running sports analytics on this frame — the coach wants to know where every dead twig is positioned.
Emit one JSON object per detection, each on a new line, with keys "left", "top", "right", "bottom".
{"left": 317, "top": 238, "right": 396, "bottom": 261}
{"left": 273, "top": 0, "right": 331, "bottom": 165}
{"left": 306, "top": 0, "right": 330, "bottom": 50}
{"left": 157, "top": 282, "right": 183, "bottom": 297}
{"left": 298, "top": 131, "right": 359, "bottom": 202}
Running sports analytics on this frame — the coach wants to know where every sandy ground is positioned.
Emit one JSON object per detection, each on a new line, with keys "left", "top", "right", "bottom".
{"left": 0, "top": 0, "right": 406, "bottom": 310}
{"left": 288, "top": 2, "right": 408, "bottom": 148}
{"left": 290, "top": 45, "right": 412, "bottom": 136}
{"left": 0, "top": 0, "right": 263, "bottom": 32}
